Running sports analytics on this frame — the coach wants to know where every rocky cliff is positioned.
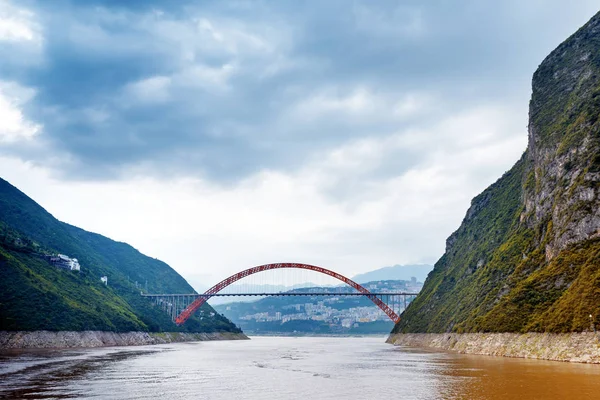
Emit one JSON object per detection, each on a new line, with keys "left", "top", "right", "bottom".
{"left": 386, "top": 332, "right": 600, "bottom": 364}
{"left": 393, "top": 11, "right": 600, "bottom": 334}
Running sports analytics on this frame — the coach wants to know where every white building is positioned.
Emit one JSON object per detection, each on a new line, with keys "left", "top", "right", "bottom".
{"left": 100, "top": 276, "right": 108, "bottom": 285}
{"left": 51, "top": 254, "right": 81, "bottom": 271}
{"left": 69, "top": 258, "right": 80, "bottom": 271}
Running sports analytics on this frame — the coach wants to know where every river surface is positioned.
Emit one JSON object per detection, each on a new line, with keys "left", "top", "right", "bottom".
{"left": 1, "top": 336, "right": 600, "bottom": 399}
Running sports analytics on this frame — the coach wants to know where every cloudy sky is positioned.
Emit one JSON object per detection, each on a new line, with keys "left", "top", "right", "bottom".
{"left": 1, "top": 0, "right": 598, "bottom": 289}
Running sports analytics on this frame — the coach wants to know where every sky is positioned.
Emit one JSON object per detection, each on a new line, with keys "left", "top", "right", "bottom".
{"left": 1, "top": 0, "right": 599, "bottom": 291}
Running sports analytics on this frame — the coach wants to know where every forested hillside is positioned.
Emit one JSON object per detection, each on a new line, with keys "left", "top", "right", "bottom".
{"left": 0, "top": 178, "right": 240, "bottom": 333}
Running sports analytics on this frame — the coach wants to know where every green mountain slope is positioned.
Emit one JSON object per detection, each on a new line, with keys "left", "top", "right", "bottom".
{"left": 0, "top": 178, "right": 240, "bottom": 333}
{"left": 394, "top": 11, "right": 600, "bottom": 334}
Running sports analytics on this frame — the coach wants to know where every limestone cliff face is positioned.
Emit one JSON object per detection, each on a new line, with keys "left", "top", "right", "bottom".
{"left": 523, "top": 14, "right": 600, "bottom": 260}
{"left": 394, "top": 11, "right": 600, "bottom": 334}
{"left": 386, "top": 332, "right": 600, "bottom": 364}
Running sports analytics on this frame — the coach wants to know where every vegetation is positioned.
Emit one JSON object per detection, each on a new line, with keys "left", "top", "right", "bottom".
{"left": 394, "top": 157, "right": 533, "bottom": 333}
{"left": 0, "top": 178, "right": 240, "bottom": 333}
{"left": 395, "top": 157, "right": 600, "bottom": 334}
{"left": 394, "top": 11, "right": 600, "bottom": 334}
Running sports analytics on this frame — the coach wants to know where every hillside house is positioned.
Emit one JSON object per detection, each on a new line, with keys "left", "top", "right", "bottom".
{"left": 48, "top": 254, "right": 81, "bottom": 271}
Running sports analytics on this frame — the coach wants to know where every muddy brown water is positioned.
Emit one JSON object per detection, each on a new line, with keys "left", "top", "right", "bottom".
{"left": 1, "top": 336, "right": 599, "bottom": 399}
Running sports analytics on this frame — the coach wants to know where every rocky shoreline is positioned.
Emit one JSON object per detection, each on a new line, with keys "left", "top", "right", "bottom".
{"left": 386, "top": 332, "right": 600, "bottom": 364}
{"left": 0, "top": 330, "right": 249, "bottom": 349}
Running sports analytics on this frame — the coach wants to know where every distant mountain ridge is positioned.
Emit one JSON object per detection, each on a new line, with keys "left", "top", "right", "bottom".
{"left": 0, "top": 177, "right": 239, "bottom": 333}
{"left": 353, "top": 264, "right": 432, "bottom": 284}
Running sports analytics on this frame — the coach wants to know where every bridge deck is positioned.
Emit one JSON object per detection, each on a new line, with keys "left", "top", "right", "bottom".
{"left": 142, "top": 292, "right": 419, "bottom": 297}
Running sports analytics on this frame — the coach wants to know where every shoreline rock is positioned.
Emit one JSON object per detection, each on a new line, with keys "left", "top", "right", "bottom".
{"left": 0, "top": 330, "right": 249, "bottom": 349}
{"left": 386, "top": 332, "right": 600, "bottom": 363}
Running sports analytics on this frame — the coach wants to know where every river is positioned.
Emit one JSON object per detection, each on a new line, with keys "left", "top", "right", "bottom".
{"left": 1, "top": 336, "right": 599, "bottom": 399}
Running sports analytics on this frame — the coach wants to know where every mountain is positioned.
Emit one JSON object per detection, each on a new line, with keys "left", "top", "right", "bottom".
{"left": 0, "top": 178, "right": 240, "bottom": 334}
{"left": 352, "top": 264, "right": 432, "bottom": 284}
{"left": 394, "top": 11, "right": 600, "bottom": 334}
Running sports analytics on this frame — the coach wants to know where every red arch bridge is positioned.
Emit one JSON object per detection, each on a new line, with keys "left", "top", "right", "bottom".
{"left": 141, "top": 263, "right": 419, "bottom": 325}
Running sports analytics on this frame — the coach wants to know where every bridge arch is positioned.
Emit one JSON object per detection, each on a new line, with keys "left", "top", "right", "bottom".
{"left": 175, "top": 263, "right": 400, "bottom": 325}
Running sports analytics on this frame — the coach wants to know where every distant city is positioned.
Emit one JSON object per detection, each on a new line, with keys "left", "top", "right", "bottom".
{"left": 214, "top": 278, "right": 423, "bottom": 334}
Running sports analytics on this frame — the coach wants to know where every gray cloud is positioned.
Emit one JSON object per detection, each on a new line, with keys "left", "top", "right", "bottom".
{"left": 2, "top": 0, "right": 599, "bottom": 183}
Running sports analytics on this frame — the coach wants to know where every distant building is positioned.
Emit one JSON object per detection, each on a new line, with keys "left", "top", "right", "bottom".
{"left": 100, "top": 276, "right": 108, "bottom": 285}
{"left": 69, "top": 258, "right": 80, "bottom": 271}
{"left": 48, "top": 253, "right": 81, "bottom": 271}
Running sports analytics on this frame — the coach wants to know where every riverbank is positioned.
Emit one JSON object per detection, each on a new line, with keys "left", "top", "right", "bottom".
{"left": 387, "top": 332, "right": 600, "bottom": 363}
{"left": 246, "top": 332, "right": 388, "bottom": 337}
{"left": 0, "top": 330, "right": 249, "bottom": 349}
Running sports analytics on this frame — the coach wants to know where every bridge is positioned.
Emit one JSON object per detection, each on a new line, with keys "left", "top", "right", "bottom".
{"left": 143, "top": 263, "right": 419, "bottom": 325}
